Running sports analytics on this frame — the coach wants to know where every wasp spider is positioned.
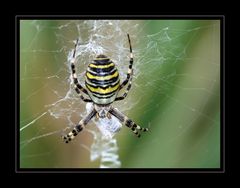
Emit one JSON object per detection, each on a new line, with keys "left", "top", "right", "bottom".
{"left": 63, "top": 34, "right": 148, "bottom": 143}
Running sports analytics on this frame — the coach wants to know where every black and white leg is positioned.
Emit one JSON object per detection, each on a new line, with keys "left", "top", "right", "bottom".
{"left": 109, "top": 107, "right": 148, "bottom": 137}
{"left": 115, "top": 34, "right": 134, "bottom": 101}
{"left": 62, "top": 108, "right": 97, "bottom": 143}
{"left": 115, "top": 76, "right": 133, "bottom": 101}
{"left": 70, "top": 38, "right": 92, "bottom": 102}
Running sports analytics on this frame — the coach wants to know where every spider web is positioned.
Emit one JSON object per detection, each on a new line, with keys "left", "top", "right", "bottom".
{"left": 19, "top": 19, "right": 220, "bottom": 168}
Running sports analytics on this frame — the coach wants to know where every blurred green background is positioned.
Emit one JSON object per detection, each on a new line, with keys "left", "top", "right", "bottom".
{"left": 20, "top": 20, "right": 220, "bottom": 168}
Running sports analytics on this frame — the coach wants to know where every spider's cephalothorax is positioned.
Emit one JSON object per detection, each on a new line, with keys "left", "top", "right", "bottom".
{"left": 85, "top": 54, "right": 120, "bottom": 105}
{"left": 63, "top": 34, "right": 148, "bottom": 143}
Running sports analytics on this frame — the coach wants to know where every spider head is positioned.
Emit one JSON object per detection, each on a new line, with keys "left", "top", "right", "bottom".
{"left": 94, "top": 104, "right": 111, "bottom": 118}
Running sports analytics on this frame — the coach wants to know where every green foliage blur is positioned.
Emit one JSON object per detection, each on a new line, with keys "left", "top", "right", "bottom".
{"left": 20, "top": 20, "right": 220, "bottom": 168}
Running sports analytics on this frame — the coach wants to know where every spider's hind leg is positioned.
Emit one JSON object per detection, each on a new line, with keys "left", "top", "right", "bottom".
{"left": 70, "top": 38, "right": 92, "bottom": 102}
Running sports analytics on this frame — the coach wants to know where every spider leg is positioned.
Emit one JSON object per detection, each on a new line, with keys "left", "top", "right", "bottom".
{"left": 74, "top": 85, "right": 92, "bottom": 102}
{"left": 62, "top": 108, "right": 97, "bottom": 143}
{"left": 115, "top": 34, "right": 133, "bottom": 101}
{"left": 71, "top": 38, "right": 92, "bottom": 102}
{"left": 115, "top": 76, "right": 133, "bottom": 101}
{"left": 109, "top": 107, "right": 148, "bottom": 137}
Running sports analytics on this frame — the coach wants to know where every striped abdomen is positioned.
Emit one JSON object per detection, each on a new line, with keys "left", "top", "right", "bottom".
{"left": 85, "top": 55, "right": 120, "bottom": 105}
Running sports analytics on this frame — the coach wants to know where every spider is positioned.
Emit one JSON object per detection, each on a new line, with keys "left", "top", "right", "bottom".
{"left": 63, "top": 34, "right": 148, "bottom": 143}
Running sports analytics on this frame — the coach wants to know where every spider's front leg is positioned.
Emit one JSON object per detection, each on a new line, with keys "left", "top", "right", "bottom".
{"left": 109, "top": 107, "right": 148, "bottom": 137}
{"left": 62, "top": 108, "right": 97, "bottom": 143}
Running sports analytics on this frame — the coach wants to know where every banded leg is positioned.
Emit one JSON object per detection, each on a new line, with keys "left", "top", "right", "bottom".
{"left": 119, "top": 34, "right": 134, "bottom": 90}
{"left": 115, "top": 76, "right": 133, "bottom": 101}
{"left": 109, "top": 107, "right": 148, "bottom": 137}
{"left": 74, "top": 85, "right": 92, "bottom": 102}
{"left": 115, "top": 34, "right": 134, "bottom": 101}
{"left": 62, "top": 108, "right": 97, "bottom": 143}
{"left": 71, "top": 38, "right": 92, "bottom": 102}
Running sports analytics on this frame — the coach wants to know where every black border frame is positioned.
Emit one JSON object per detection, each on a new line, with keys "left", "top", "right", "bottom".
{"left": 15, "top": 15, "right": 225, "bottom": 173}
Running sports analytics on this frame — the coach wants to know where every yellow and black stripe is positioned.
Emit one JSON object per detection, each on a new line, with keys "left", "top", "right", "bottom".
{"left": 85, "top": 55, "right": 120, "bottom": 104}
